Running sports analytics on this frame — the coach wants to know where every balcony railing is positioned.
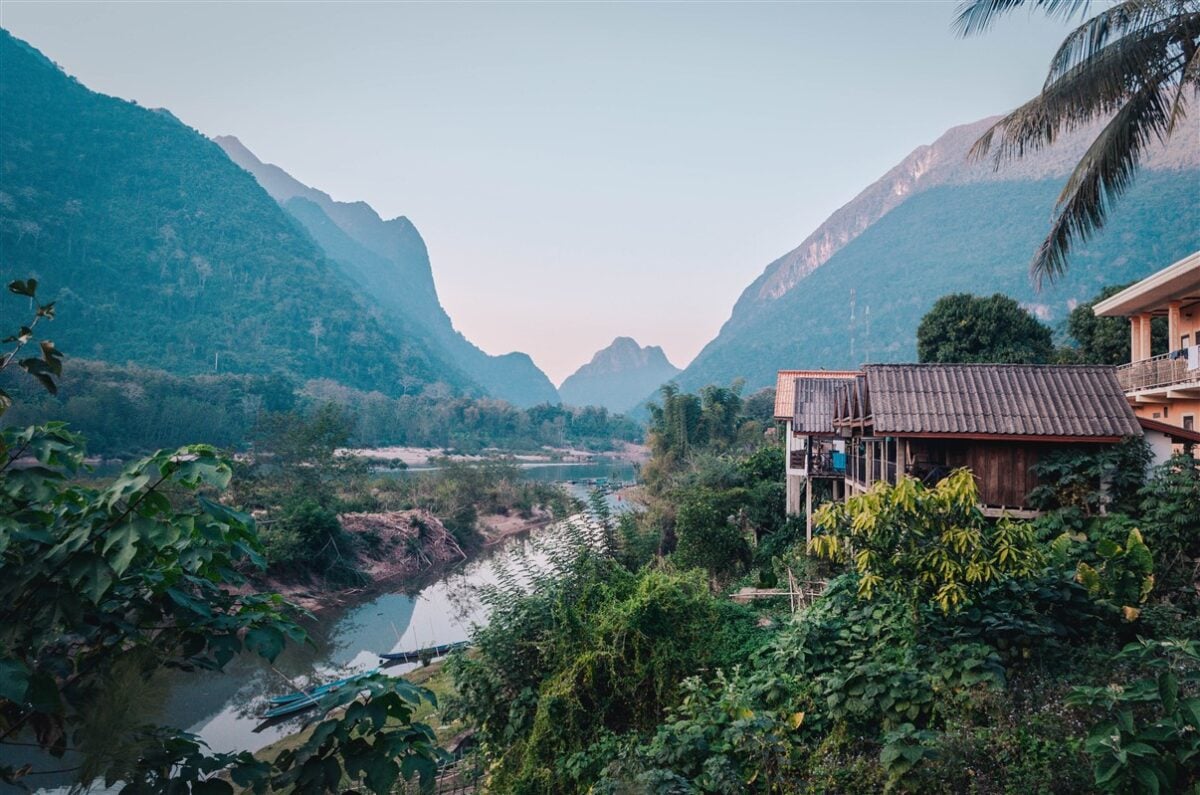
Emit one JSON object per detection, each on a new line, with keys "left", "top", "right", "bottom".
{"left": 1118, "top": 351, "right": 1200, "bottom": 392}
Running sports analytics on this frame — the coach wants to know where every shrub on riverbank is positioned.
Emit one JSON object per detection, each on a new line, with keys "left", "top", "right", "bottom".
{"left": 447, "top": 428, "right": 1200, "bottom": 793}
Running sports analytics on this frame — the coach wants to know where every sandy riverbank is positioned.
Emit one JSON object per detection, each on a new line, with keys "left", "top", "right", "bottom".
{"left": 338, "top": 443, "right": 649, "bottom": 468}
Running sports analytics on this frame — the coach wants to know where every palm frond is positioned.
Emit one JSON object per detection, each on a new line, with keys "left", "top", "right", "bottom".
{"left": 1045, "top": 0, "right": 1198, "bottom": 84}
{"left": 954, "top": 0, "right": 1095, "bottom": 36}
{"left": 1031, "top": 82, "right": 1172, "bottom": 284}
{"left": 1167, "top": 38, "right": 1200, "bottom": 131}
{"left": 971, "top": 20, "right": 1190, "bottom": 163}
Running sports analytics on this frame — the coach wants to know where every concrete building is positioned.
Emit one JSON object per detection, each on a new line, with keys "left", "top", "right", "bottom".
{"left": 1093, "top": 251, "right": 1200, "bottom": 437}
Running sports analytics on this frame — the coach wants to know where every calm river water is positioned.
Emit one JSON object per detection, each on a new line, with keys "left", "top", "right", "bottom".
{"left": 15, "top": 464, "right": 635, "bottom": 790}
{"left": 161, "top": 465, "right": 635, "bottom": 755}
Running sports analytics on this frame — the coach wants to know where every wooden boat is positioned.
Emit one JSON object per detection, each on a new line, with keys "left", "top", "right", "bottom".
{"left": 379, "top": 640, "right": 469, "bottom": 664}
{"left": 262, "top": 670, "right": 377, "bottom": 718}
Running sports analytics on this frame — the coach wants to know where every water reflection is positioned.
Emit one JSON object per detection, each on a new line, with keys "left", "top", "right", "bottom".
{"left": 164, "top": 478, "right": 632, "bottom": 754}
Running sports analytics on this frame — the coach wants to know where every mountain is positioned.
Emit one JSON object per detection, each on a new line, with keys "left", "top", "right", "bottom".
{"left": 0, "top": 30, "right": 466, "bottom": 397}
{"left": 213, "top": 136, "right": 561, "bottom": 408}
{"left": 674, "top": 113, "right": 1200, "bottom": 393}
{"left": 559, "top": 337, "right": 680, "bottom": 413}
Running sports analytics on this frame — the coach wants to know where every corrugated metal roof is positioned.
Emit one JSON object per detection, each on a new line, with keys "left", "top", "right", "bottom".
{"left": 774, "top": 369, "right": 860, "bottom": 420}
{"left": 793, "top": 377, "right": 856, "bottom": 434}
{"left": 862, "top": 364, "right": 1142, "bottom": 438}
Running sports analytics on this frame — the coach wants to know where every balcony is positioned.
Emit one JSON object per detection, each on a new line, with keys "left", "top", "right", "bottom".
{"left": 1117, "top": 352, "right": 1200, "bottom": 394}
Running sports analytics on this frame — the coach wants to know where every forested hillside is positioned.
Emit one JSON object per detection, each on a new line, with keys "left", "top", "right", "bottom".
{"left": 678, "top": 170, "right": 1200, "bottom": 393}
{"left": 216, "top": 136, "right": 561, "bottom": 407}
{"left": 0, "top": 31, "right": 466, "bottom": 397}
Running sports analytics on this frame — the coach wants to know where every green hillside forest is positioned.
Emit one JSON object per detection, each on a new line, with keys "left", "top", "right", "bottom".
{"left": 0, "top": 30, "right": 467, "bottom": 397}
{"left": 678, "top": 171, "right": 1200, "bottom": 393}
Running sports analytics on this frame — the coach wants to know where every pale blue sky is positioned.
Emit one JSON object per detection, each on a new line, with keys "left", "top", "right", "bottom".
{"left": 1, "top": 1, "right": 1078, "bottom": 383}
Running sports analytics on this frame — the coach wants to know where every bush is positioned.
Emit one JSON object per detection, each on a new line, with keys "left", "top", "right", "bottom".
{"left": 1138, "top": 453, "right": 1200, "bottom": 597}
{"left": 672, "top": 487, "right": 751, "bottom": 587}
{"left": 260, "top": 497, "right": 354, "bottom": 580}
{"left": 449, "top": 552, "right": 763, "bottom": 794}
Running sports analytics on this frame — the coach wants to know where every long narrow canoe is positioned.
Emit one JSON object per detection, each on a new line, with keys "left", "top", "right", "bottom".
{"left": 262, "top": 670, "right": 377, "bottom": 718}
{"left": 379, "top": 640, "right": 469, "bottom": 664}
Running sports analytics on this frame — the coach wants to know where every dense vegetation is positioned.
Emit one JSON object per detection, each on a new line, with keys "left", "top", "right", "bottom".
{"left": 0, "top": 282, "right": 450, "bottom": 790}
{"left": 676, "top": 173, "right": 1200, "bottom": 394}
{"left": 227, "top": 402, "right": 579, "bottom": 582}
{"left": 1062, "top": 282, "right": 1169, "bottom": 365}
{"left": 913, "top": 282, "right": 1174, "bottom": 367}
{"left": 445, "top": 379, "right": 1200, "bottom": 793}
{"left": 917, "top": 293, "right": 1054, "bottom": 364}
{"left": 0, "top": 358, "right": 640, "bottom": 458}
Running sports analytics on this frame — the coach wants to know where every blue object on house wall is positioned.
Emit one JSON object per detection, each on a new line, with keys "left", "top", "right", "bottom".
{"left": 831, "top": 451, "right": 846, "bottom": 472}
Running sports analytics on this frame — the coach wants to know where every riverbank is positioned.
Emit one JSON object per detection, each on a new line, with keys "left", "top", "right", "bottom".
{"left": 341, "top": 442, "right": 649, "bottom": 468}
{"left": 249, "top": 507, "right": 554, "bottom": 615}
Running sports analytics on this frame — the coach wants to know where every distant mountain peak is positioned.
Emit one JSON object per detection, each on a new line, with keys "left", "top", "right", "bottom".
{"left": 214, "top": 135, "right": 560, "bottom": 407}
{"left": 559, "top": 338, "right": 679, "bottom": 413}
{"left": 727, "top": 112, "right": 1200, "bottom": 328}
{"left": 580, "top": 337, "right": 675, "bottom": 375}
{"left": 669, "top": 110, "right": 1199, "bottom": 399}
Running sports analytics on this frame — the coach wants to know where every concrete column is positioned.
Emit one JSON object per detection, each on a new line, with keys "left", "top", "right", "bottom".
{"left": 786, "top": 475, "right": 802, "bottom": 516}
{"left": 1137, "top": 313, "right": 1154, "bottom": 360}
{"left": 1168, "top": 301, "right": 1183, "bottom": 350}
{"left": 1131, "top": 317, "right": 1141, "bottom": 362}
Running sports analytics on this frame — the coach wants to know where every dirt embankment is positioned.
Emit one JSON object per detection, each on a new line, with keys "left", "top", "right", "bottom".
{"left": 252, "top": 508, "right": 552, "bottom": 613}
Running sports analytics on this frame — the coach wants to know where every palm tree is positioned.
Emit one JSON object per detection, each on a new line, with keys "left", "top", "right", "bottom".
{"left": 956, "top": 0, "right": 1200, "bottom": 285}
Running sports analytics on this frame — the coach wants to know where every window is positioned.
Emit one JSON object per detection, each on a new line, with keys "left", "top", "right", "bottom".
{"left": 1183, "top": 334, "right": 1191, "bottom": 349}
{"left": 1185, "top": 415, "right": 1195, "bottom": 431}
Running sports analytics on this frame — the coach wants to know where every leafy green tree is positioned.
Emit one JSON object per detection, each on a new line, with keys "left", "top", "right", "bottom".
{"left": 811, "top": 470, "right": 1044, "bottom": 613}
{"left": 0, "top": 278, "right": 62, "bottom": 414}
{"left": 1065, "top": 282, "right": 1168, "bottom": 364}
{"left": 1028, "top": 437, "right": 1152, "bottom": 516}
{"left": 698, "top": 382, "right": 744, "bottom": 448}
{"left": 672, "top": 487, "right": 752, "bottom": 586}
{"left": 956, "top": 0, "right": 1200, "bottom": 283}
{"left": 1071, "top": 527, "right": 1156, "bottom": 620}
{"left": 1065, "top": 638, "right": 1200, "bottom": 794}
{"left": 0, "top": 424, "right": 442, "bottom": 790}
{"left": 0, "top": 280, "right": 442, "bottom": 790}
{"left": 646, "top": 383, "right": 703, "bottom": 463}
{"left": 917, "top": 292, "right": 1055, "bottom": 364}
{"left": 1139, "top": 453, "right": 1200, "bottom": 595}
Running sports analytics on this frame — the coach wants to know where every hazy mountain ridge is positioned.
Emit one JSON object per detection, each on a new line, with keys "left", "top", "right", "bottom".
{"left": 215, "top": 136, "right": 561, "bottom": 407}
{"left": 0, "top": 30, "right": 465, "bottom": 397}
{"left": 559, "top": 337, "right": 680, "bottom": 413}
{"left": 726, "top": 113, "right": 1200, "bottom": 333}
{"left": 676, "top": 170, "right": 1200, "bottom": 395}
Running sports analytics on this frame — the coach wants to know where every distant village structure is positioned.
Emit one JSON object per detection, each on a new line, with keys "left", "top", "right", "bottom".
{"left": 774, "top": 370, "right": 858, "bottom": 527}
{"left": 832, "top": 363, "right": 1143, "bottom": 517}
{"left": 776, "top": 250, "right": 1200, "bottom": 526}
{"left": 1093, "top": 251, "right": 1200, "bottom": 453}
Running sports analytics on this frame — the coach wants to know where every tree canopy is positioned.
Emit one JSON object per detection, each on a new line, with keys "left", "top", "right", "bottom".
{"left": 1065, "top": 282, "right": 1168, "bottom": 364}
{"left": 916, "top": 292, "right": 1054, "bottom": 364}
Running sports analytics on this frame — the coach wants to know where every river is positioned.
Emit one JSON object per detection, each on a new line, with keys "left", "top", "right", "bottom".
{"left": 157, "top": 471, "right": 635, "bottom": 755}
{"left": 15, "top": 466, "right": 636, "bottom": 791}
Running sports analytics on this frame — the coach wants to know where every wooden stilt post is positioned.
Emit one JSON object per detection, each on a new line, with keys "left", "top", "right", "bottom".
{"left": 805, "top": 477, "right": 813, "bottom": 547}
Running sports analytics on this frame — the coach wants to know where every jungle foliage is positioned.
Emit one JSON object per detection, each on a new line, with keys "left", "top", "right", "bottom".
{"left": 449, "top": 410, "right": 1200, "bottom": 794}
{"left": 0, "top": 358, "right": 641, "bottom": 459}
